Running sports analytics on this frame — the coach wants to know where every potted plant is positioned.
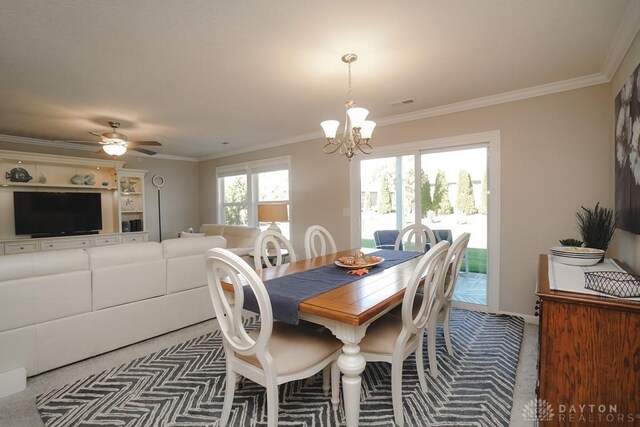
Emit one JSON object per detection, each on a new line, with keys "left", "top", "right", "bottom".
{"left": 576, "top": 202, "right": 616, "bottom": 261}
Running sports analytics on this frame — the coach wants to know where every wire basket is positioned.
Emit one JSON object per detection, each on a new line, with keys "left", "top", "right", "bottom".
{"left": 584, "top": 271, "right": 640, "bottom": 298}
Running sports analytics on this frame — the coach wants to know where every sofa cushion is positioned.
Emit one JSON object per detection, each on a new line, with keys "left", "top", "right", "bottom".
{"left": 222, "top": 225, "right": 260, "bottom": 248}
{"left": 85, "top": 242, "right": 163, "bottom": 270}
{"left": 0, "top": 249, "right": 88, "bottom": 282}
{"left": 0, "top": 249, "right": 92, "bottom": 332}
{"left": 162, "top": 236, "right": 227, "bottom": 259}
{"left": 87, "top": 242, "right": 166, "bottom": 310}
{"left": 199, "top": 224, "right": 226, "bottom": 236}
{"left": 162, "top": 236, "right": 227, "bottom": 294}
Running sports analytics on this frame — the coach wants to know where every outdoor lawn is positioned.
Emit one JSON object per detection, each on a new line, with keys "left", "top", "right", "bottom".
{"left": 362, "top": 239, "right": 487, "bottom": 274}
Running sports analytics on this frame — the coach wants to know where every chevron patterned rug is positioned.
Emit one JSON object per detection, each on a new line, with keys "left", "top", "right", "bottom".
{"left": 37, "top": 309, "right": 524, "bottom": 426}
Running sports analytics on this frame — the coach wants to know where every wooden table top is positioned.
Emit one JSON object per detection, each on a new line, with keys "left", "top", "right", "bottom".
{"left": 225, "top": 248, "right": 423, "bottom": 326}
{"left": 537, "top": 254, "right": 640, "bottom": 312}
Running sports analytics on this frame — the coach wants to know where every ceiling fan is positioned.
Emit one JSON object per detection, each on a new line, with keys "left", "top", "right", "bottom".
{"left": 65, "top": 121, "right": 162, "bottom": 156}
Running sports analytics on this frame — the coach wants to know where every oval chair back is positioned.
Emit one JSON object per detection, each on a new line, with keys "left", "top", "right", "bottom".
{"left": 206, "top": 247, "right": 273, "bottom": 359}
{"left": 253, "top": 230, "right": 297, "bottom": 271}
{"left": 438, "top": 232, "right": 471, "bottom": 303}
{"left": 400, "top": 240, "right": 450, "bottom": 334}
{"left": 394, "top": 224, "right": 437, "bottom": 253}
{"left": 304, "top": 225, "right": 337, "bottom": 258}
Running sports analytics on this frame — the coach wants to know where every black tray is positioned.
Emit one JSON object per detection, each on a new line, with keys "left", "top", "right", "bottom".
{"left": 584, "top": 271, "right": 640, "bottom": 298}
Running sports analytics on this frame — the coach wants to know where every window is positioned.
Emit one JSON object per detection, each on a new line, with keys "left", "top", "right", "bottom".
{"left": 217, "top": 157, "right": 291, "bottom": 237}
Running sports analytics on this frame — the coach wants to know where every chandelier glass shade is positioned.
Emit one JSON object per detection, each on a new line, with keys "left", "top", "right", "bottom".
{"left": 320, "top": 53, "right": 376, "bottom": 160}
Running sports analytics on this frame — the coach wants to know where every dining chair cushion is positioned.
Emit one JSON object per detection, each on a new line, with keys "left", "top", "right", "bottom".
{"left": 358, "top": 314, "right": 406, "bottom": 355}
{"left": 237, "top": 322, "right": 341, "bottom": 376}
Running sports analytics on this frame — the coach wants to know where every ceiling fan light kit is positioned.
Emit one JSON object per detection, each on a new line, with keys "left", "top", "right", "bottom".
{"left": 102, "top": 143, "right": 127, "bottom": 156}
{"left": 67, "top": 120, "right": 162, "bottom": 157}
{"left": 321, "top": 53, "right": 376, "bottom": 161}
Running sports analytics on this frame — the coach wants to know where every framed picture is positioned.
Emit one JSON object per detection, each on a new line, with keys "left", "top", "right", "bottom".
{"left": 615, "top": 63, "right": 640, "bottom": 234}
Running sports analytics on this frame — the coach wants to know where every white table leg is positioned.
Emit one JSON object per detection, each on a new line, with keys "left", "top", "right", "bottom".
{"left": 335, "top": 324, "right": 367, "bottom": 427}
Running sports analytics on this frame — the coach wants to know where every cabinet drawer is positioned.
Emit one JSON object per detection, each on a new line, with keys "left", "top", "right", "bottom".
{"left": 5, "top": 242, "right": 39, "bottom": 254}
{"left": 40, "top": 239, "right": 91, "bottom": 251}
{"left": 119, "top": 234, "right": 147, "bottom": 244}
{"left": 94, "top": 236, "right": 118, "bottom": 246}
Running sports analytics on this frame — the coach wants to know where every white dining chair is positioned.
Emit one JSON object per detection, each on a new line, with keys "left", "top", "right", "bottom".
{"left": 394, "top": 224, "right": 437, "bottom": 253}
{"left": 206, "top": 248, "right": 341, "bottom": 427}
{"left": 304, "top": 225, "right": 337, "bottom": 258}
{"left": 425, "top": 232, "right": 471, "bottom": 376}
{"left": 358, "top": 240, "right": 450, "bottom": 427}
{"left": 253, "top": 230, "right": 298, "bottom": 271}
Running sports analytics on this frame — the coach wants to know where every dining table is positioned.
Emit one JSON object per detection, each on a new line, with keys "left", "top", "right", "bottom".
{"left": 222, "top": 247, "right": 424, "bottom": 427}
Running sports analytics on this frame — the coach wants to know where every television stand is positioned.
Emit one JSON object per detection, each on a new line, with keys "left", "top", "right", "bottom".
{"left": 0, "top": 232, "right": 148, "bottom": 255}
{"left": 30, "top": 231, "right": 100, "bottom": 239}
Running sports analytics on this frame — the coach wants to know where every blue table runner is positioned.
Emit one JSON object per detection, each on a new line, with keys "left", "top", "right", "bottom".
{"left": 242, "top": 249, "right": 423, "bottom": 324}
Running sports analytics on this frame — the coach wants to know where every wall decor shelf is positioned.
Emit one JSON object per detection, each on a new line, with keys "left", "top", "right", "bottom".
{"left": 1, "top": 182, "right": 116, "bottom": 190}
{"left": 117, "top": 170, "right": 147, "bottom": 233}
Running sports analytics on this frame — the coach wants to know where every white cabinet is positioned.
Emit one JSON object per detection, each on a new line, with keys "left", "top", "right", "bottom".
{"left": 119, "top": 233, "right": 148, "bottom": 244}
{"left": 94, "top": 236, "right": 119, "bottom": 246}
{"left": 117, "top": 170, "right": 147, "bottom": 234}
{"left": 4, "top": 242, "right": 38, "bottom": 254}
{"left": 39, "top": 238, "right": 91, "bottom": 251}
{"left": 0, "top": 232, "right": 149, "bottom": 255}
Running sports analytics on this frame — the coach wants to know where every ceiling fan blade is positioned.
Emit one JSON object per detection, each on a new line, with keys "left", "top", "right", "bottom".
{"left": 89, "top": 131, "right": 103, "bottom": 137}
{"left": 128, "top": 140, "right": 162, "bottom": 146}
{"left": 59, "top": 140, "right": 101, "bottom": 146}
{"left": 129, "top": 147, "right": 157, "bottom": 155}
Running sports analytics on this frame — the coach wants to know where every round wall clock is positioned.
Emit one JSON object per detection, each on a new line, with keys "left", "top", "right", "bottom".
{"left": 152, "top": 174, "right": 165, "bottom": 188}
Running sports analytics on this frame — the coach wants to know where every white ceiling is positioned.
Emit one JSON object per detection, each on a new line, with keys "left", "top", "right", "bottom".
{"left": 0, "top": 0, "right": 637, "bottom": 160}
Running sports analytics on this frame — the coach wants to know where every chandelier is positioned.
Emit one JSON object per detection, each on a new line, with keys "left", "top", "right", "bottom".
{"left": 320, "top": 53, "right": 376, "bottom": 160}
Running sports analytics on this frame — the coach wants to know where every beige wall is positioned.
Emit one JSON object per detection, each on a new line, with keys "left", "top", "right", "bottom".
{"left": 0, "top": 81, "right": 615, "bottom": 317}
{"left": 609, "top": 31, "right": 640, "bottom": 271}
{"left": 0, "top": 141, "right": 200, "bottom": 242}
{"left": 200, "top": 83, "right": 613, "bottom": 316}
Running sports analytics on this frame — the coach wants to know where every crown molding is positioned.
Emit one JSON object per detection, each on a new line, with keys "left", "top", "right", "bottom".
{"left": 0, "top": 134, "right": 199, "bottom": 162}
{"left": 601, "top": 0, "right": 640, "bottom": 79}
{"left": 376, "top": 73, "right": 609, "bottom": 127}
{"left": 150, "top": 153, "right": 199, "bottom": 162}
{"left": 200, "top": 72, "right": 610, "bottom": 161}
{"left": 197, "top": 130, "right": 323, "bottom": 162}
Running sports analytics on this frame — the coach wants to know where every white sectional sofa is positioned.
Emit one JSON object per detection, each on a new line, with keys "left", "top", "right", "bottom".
{"left": 0, "top": 235, "right": 226, "bottom": 397}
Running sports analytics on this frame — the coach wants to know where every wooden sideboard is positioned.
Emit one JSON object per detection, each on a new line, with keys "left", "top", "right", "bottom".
{"left": 536, "top": 255, "right": 640, "bottom": 425}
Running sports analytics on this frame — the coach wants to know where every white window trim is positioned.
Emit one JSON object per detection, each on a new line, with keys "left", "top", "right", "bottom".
{"left": 349, "top": 130, "right": 501, "bottom": 313}
{"left": 216, "top": 156, "right": 292, "bottom": 228}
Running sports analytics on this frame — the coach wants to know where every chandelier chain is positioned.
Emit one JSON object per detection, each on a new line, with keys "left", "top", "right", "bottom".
{"left": 347, "top": 60, "right": 352, "bottom": 101}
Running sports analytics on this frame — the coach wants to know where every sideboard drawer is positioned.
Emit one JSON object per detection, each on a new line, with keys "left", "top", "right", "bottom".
{"left": 5, "top": 242, "right": 39, "bottom": 254}
{"left": 94, "top": 236, "right": 119, "bottom": 246}
{"left": 40, "top": 238, "right": 91, "bottom": 251}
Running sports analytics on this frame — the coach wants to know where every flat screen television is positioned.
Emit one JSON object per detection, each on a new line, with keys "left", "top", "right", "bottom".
{"left": 13, "top": 191, "right": 103, "bottom": 237}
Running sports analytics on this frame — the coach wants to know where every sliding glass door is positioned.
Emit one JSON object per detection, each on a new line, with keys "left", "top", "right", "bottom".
{"left": 357, "top": 139, "right": 494, "bottom": 310}
{"left": 420, "top": 147, "right": 488, "bottom": 306}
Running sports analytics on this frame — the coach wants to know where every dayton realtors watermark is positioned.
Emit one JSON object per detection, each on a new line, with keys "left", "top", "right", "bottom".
{"left": 523, "top": 399, "right": 640, "bottom": 423}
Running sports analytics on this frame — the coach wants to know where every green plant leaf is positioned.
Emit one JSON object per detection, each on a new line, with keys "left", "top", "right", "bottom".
{"left": 576, "top": 202, "right": 616, "bottom": 250}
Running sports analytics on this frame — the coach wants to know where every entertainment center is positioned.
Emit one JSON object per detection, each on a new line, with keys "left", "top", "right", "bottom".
{"left": 0, "top": 150, "right": 148, "bottom": 255}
